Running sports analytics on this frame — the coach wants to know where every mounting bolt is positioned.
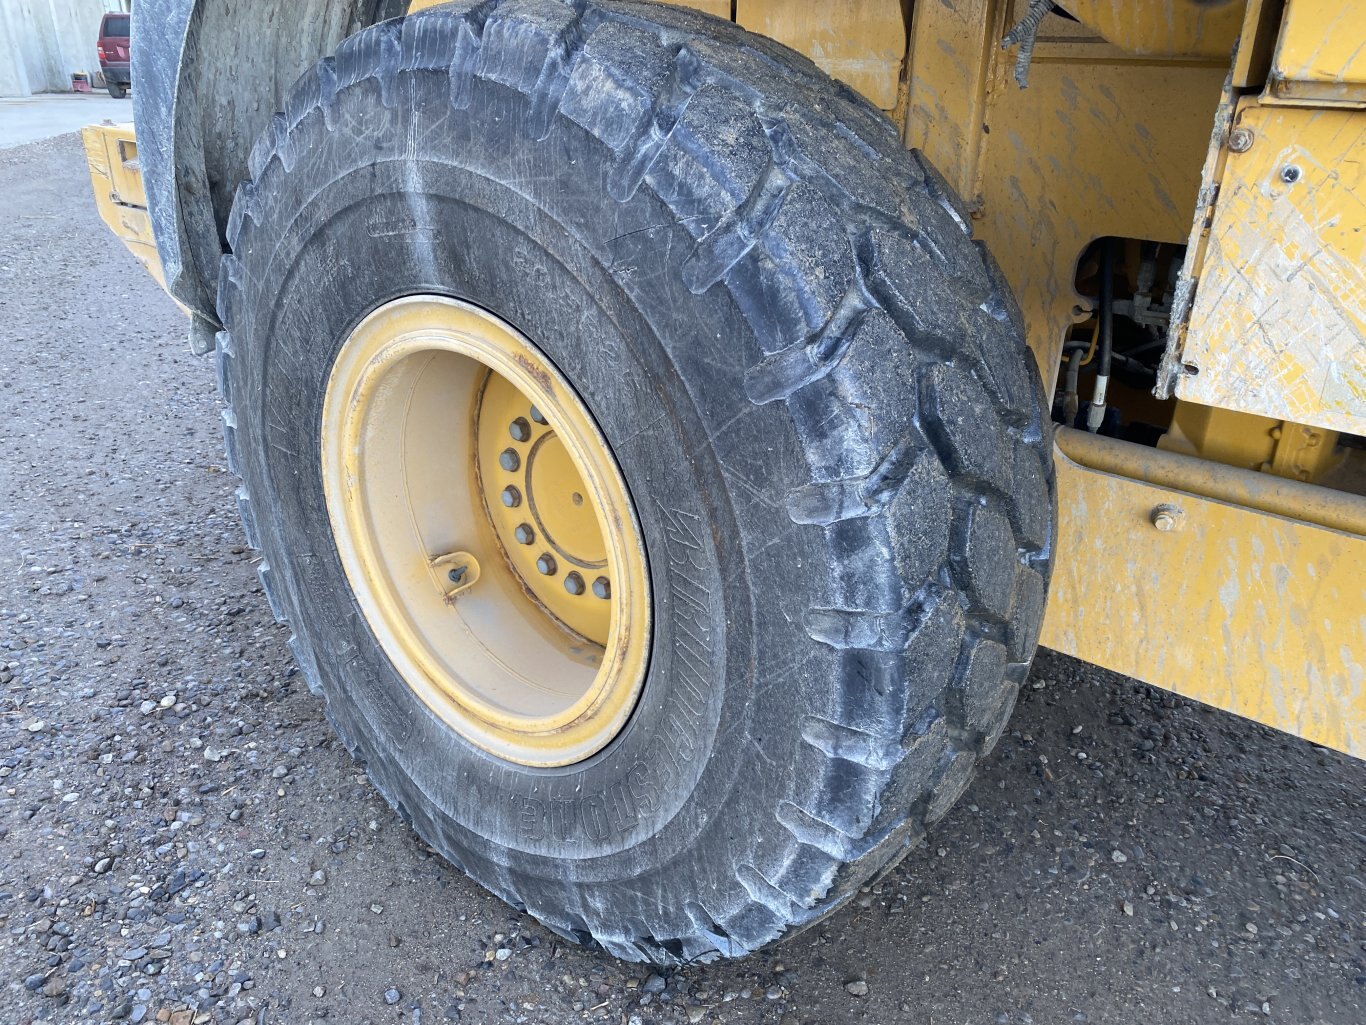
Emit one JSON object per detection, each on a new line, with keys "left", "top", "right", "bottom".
{"left": 501, "top": 485, "right": 522, "bottom": 508}
{"left": 514, "top": 523, "right": 535, "bottom": 545}
{"left": 1227, "top": 126, "right": 1254, "bottom": 153}
{"left": 592, "top": 576, "right": 611, "bottom": 600}
{"left": 499, "top": 448, "right": 520, "bottom": 472}
{"left": 564, "top": 572, "right": 585, "bottom": 596}
{"left": 529, "top": 406, "right": 548, "bottom": 425}
{"left": 1280, "top": 165, "right": 1302, "bottom": 184}
{"left": 1150, "top": 504, "right": 1184, "bottom": 532}
{"left": 509, "top": 417, "right": 531, "bottom": 442}
{"left": 447, "top": 566, "right": 468, "bottom": 585}
{"left": 536, "top": 553, "right": 557, "bottom": 576}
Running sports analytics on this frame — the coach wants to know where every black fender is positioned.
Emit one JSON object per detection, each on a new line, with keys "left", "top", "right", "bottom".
{"left": 131, "top": 0, "right": 404, "bottom": 345}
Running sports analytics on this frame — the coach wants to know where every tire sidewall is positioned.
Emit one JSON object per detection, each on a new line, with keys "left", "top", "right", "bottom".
{"left": 224, "top": 74, "right": 831, "bottom": 889}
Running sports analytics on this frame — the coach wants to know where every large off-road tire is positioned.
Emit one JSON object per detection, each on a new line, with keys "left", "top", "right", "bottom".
{"left": 107, "top": 81, "right": 127, "bottom": 99}
{"left": 216, "top": 0, "right": 1055, "bottom": 963}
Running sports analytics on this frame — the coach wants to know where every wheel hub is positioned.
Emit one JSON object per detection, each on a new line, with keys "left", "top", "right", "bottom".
{"left": 320, "top": 296, "right": 650, "bottom": 767}
{"left": 477, "top": 373, "right": 611, "bottom": 645}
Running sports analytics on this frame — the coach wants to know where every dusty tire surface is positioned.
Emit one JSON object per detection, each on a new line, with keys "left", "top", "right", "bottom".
{"left": 107, "top": 82, "right": 127, "bottom": 99}
{"left": 216, "top": 0, "right": 1054, "bottom": 963}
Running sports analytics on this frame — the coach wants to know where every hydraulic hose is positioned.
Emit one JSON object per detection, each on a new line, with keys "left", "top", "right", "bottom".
{"left": 1085, "top": 238, "right": 1114, "bottom": 433}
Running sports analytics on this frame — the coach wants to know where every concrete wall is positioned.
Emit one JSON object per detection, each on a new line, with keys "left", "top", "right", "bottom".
{"left": 0, "top": 0, "right": 130, "bottom": 96}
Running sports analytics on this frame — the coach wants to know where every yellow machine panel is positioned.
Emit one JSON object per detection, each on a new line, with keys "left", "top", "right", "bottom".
{"left": 1059, "top": 0, "right": 1245, "bottom": 59}
{"left": 81, "top": 122, "right": 165, "bottom": 289}
{"left": 736, "top": 0, "right": 907, "bottom": 110}
{"left": 1271, "top": 0, "right": 1366, "bottom": 105}
{"left": 904, "top": 0, "right": 1230, "bottom": 385}
{"left": 1160, "top": 402, "right": 1345, "bottom": 482}
{"left": 1043, "top": 430, "right": 1366, "bottom": 758}
{"left": 1177, "top": 102, "right": 1366, "bottom": 436}
{"left": 899, "top": 0, "right": 1366, "bottom": 759}
{"left": 973, "top": 59, "right": 1224, "bottom": 382}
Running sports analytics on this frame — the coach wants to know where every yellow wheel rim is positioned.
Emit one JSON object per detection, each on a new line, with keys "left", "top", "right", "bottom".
{"left": 321, "top": 296, "right": 650, "bottom": 767}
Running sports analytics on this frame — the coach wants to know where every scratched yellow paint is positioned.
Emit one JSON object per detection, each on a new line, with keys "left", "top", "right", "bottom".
{"left": 736, "top": 0, "right": 906, "bottom": 109}
{"left": 81, "top": 123, "right": 166, "bottom": 290}
{"left": 1043, "top": 439, "right": 1366, "bottom": 759}
{"left": 1271, "top": 0, "right": 1366, "bottom": 105}
{"left": 1059, "top": 0, "right": 1245, "bottom": 59}
{"left": 1179, "top": 102, "right": 1366, "bottom": 436}
{"left": 901, "top": 0, "right": 998, "bottom": 212}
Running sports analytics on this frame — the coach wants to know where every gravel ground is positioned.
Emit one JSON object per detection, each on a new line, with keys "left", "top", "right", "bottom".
{"left": 1, "top": 134, "right": 1363, "bottom": 1025}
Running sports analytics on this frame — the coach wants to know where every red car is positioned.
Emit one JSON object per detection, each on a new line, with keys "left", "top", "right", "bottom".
{"left": 96, "top": 13, "right": 131, "bottom": 98}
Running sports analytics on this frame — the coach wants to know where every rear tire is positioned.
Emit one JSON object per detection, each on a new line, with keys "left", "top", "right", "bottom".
{"left": 217, "top": 0, "right": 1054, "bottom": 963}
{"left": 107, "top": 82, "right": 126, "bottom": 99}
